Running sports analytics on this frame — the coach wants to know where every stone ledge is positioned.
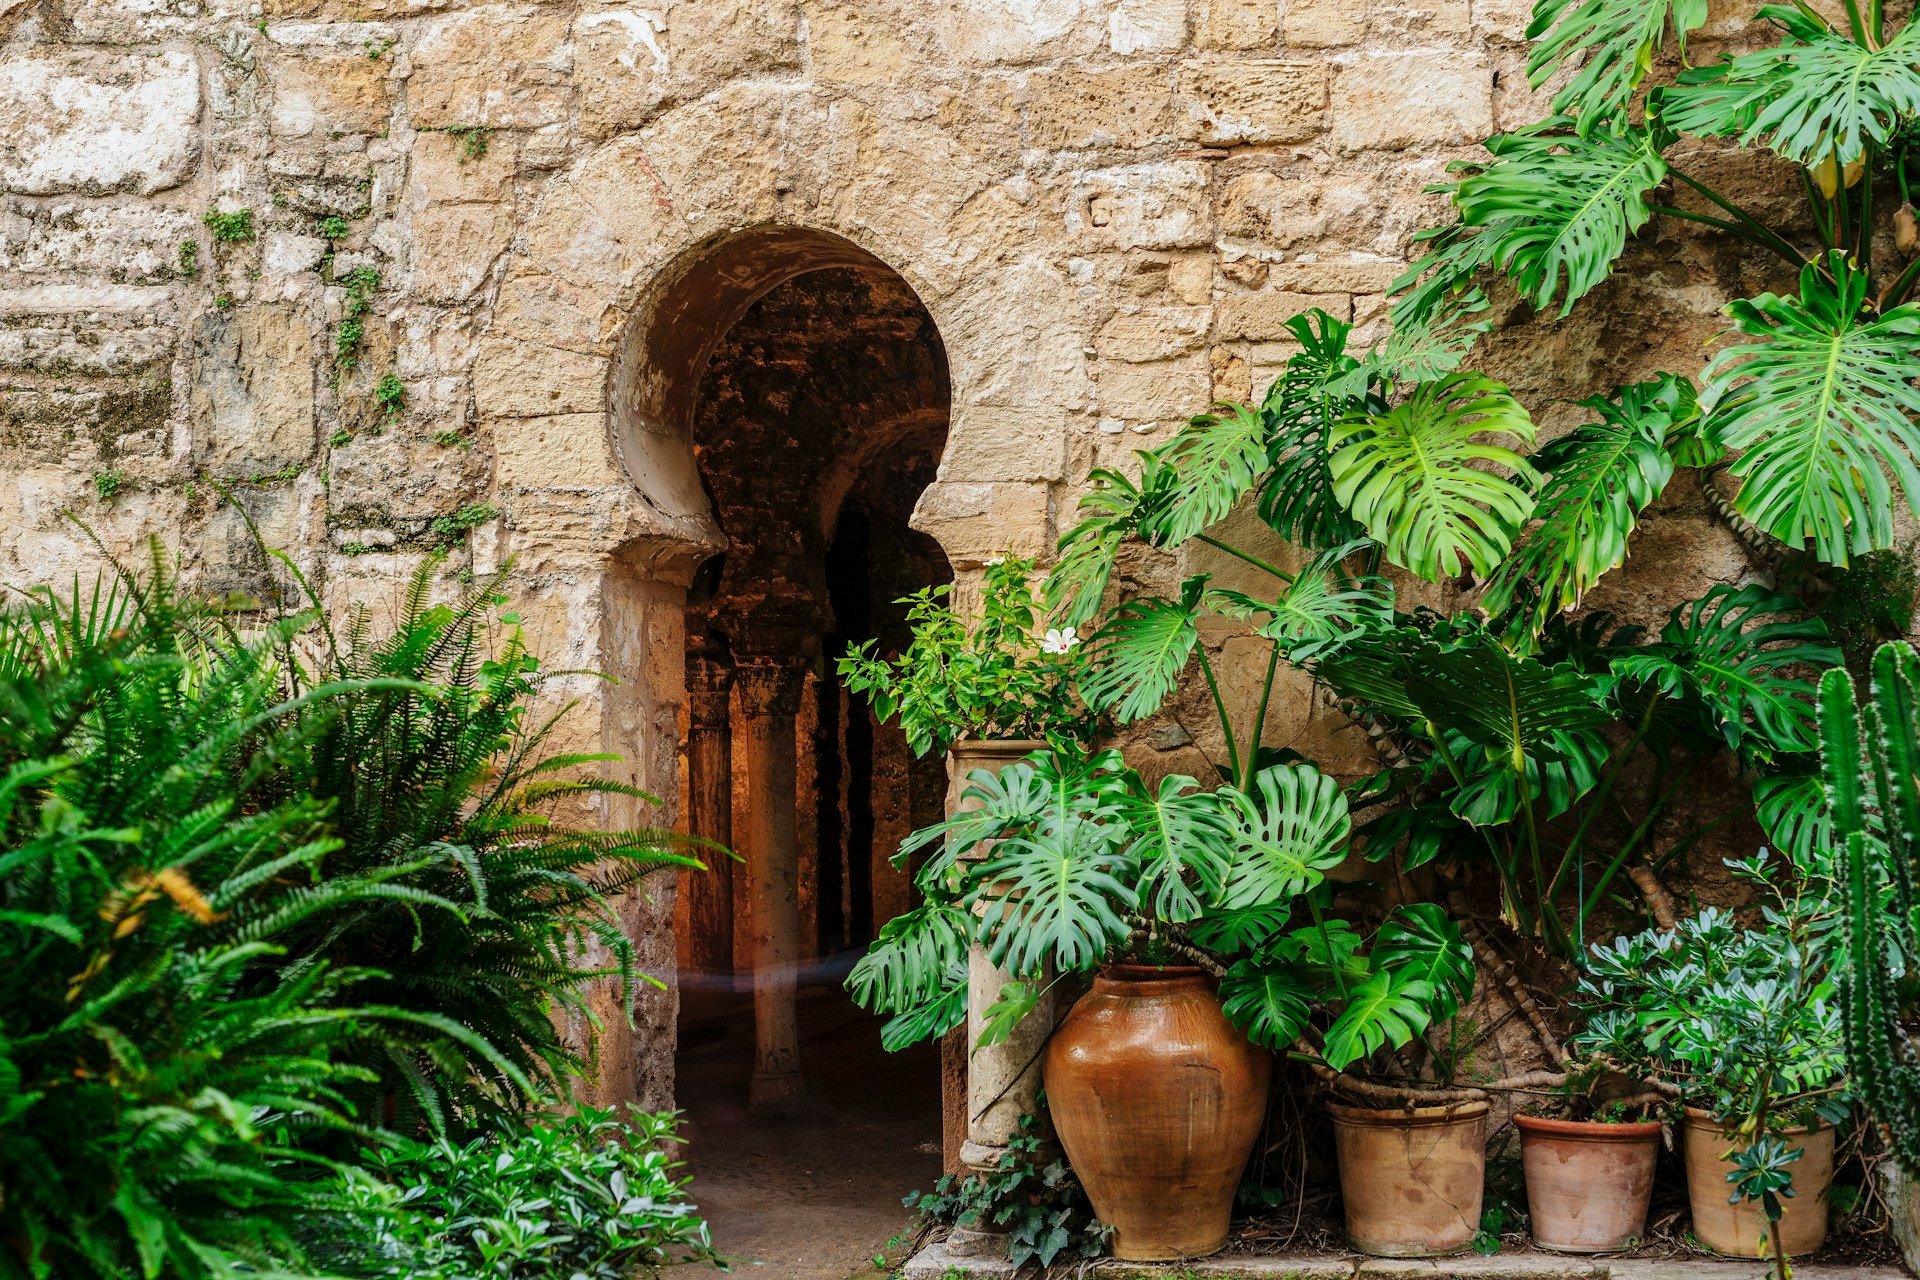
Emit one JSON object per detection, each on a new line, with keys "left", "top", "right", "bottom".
{"left": 902, "top": 1241, "right": 1909, "bottom": 1280}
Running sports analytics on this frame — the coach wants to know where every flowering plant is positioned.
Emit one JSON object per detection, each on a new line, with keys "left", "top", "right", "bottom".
{"left": 837, "top": 555, "right": 1095, "bottom": 758}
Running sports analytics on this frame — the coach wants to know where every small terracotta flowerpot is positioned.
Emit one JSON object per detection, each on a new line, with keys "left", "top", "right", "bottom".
{"left": 1042, "top": 966, "right": 1271, "bottom": 1261}
{"left": 1329, "top": 1101, "right": 1489, "bottom": 1257}
{"left": 1516, "top": 1114, "right": 1663, "bottom": 1253}
{"left": 1682, "top": 1108, "right": 1835, "bottom": 1258}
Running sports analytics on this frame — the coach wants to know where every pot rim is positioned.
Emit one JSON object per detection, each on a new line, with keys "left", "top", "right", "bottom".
{"left": 1093, "top": 964, "right": 1214, "bottom": 995}
{"left": 1327, "top": 1099, "right": 1491, "bottom": 1126}
{"left": 1681, "top": 1106, "right": 1832, "bottom": 1139}
{"left": 1515, "top": 1113, "right": 1664, "bottom": 1140}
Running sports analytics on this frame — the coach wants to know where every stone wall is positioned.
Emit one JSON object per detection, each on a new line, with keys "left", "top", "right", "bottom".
{"left": 0, "top": 0, "right": 1835, "bottom": 1104}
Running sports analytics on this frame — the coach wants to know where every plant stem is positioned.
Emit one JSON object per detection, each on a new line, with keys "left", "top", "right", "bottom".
{"left": 1649, "top": 203, "right": 1774, "bottom": 248}
{"left": 1194, "top": 534, "right": 1294, "bottom": 585}
{"left": 1241, "top": 641, "right": 1282, "bottom": 792}
{"left": 1857, "top": 146, "right": 1876, "bottom": 274}
{"left": 1670, "top": 168, "right": 1808, "bottom": 267}
{"left": 1799, "top": 168, "right": 1837, "bottom": 251}
{"left": 1838, "top": 0, "right": 1868, "bottom": 44}
{"left": 1580, "top": 761, "right": 1696, "bottom": 928}
{"left": 1548, "top": 694, "right": 1662, "bottom": 904}
{"left": 1881, "top": 251, "right": 1920, "bottom": 309}
{"left": 1519, "top": 790, "right": 1572, "bottom": 956}
{"left": 1194, "top": 643, "right": 1241, "bottom": 785}
{"left": 1306, "top": 894, "right": 1349, "bottom": 1000}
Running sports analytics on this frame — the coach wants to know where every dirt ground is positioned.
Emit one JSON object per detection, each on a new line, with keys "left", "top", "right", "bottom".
{"left": 671, "top": 958, "right": 943, "bottom": 1280}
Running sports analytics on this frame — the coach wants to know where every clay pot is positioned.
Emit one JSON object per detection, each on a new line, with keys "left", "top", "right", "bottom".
{"left": 1329, "top": 1101, "right": 1489, "bottom": 1257}
{"left": 1515, "top": 1114, "right": 1663, "bottom": 1253}
{"left": 1683, "top": 1108, "right": 1834, "bottom": 1258}
{"left": 1041, "top": 966, "right": 1270, "bottom": 1260}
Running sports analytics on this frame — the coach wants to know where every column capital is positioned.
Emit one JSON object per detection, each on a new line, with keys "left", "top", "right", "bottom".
{"left": 686, "top": 645, "right": 735, "bottom": 729}
{"left": 735, "top": 657, "right": 810, "bottom": 718}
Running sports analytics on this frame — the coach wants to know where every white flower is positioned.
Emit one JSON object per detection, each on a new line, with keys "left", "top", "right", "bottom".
{"left": 985, "top": 556, "right": 1006, "bottom": 566}
{"left": 1041, "top": 626, "right": 1079, "bottom": 655}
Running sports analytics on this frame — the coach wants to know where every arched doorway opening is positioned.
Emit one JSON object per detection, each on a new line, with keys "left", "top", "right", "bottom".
{"left": 660, "top": 231, "right": 950, "bottom": 1264}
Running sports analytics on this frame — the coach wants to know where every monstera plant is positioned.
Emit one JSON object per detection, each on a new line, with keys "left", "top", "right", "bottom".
{"left": 846, "top": 746, "right": 1473, "bottom": 1075}
{"left": 1388, "top": 0, "right": 1920, "bottom": 567}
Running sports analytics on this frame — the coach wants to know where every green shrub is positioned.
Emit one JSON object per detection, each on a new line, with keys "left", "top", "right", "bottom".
{"left": 315, "top": 1107, "right": 721, "bottom": 1280}
{"left": 202, "top": 208, "right": 253, "bottom": 242}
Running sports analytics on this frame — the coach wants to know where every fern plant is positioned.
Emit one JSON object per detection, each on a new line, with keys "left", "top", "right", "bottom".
{"left": 0, "top": 548, "right": 450, "bottom": 1280}
{"left": 263, "top": 555, "right": 713, "bottom": 1134}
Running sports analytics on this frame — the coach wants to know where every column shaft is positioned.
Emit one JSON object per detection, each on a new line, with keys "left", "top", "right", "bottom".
{"left": 738, "top": 659, "right": 808, "bottom": 1116}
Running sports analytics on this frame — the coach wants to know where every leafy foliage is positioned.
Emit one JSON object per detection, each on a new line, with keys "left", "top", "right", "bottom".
{"left": 1452, "top": 116, "right": 1671, "bottom": 316}
{"left": 903, "top": 1114, "right": 1108, "bottom": 1268}
{"left": 1526, "top": 0, "right": 1709, "bottom": 125}
{"left": 1702, "top": 252, "right": 1920, "bottom": 566}
{"left": 840, "top": 555, "right": 1093, "bottom": 756}
{"left": 1664, "top": 7, "right": 1920, "bottom": 166}
{"left": 317, "top": 1107, "right": 719, "bottom": 1280}
{"left": 1481, "top": 375, "right": 1690, "bottom": 636}
{"left": 1329, "top": 372, "right": 1540, "bottom": 582}
{"left": 1079, "top": 576, "right": 1206, "bottom": 724}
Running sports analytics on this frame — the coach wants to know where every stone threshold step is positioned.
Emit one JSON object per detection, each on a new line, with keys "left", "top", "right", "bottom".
{"left": 903, "top": 1241, "right": 1910, "bottom": 1280}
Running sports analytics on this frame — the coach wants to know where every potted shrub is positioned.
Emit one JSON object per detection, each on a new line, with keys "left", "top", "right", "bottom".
{"left": 1570, "top": 866, "right": 1848, "bottom": 1268}
{"left": 1512, "top": 1070, "right": 1671, "bottom": 1254}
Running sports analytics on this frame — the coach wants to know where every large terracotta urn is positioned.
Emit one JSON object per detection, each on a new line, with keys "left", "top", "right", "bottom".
{"left": 1515, "top": 1114, "right": 1663, "bottom": 1253}
{"left": 1041, "top": 965, "right": 1270, "bottom": 1260}
{"left": 1683, "top": 1108, "right": 1834, "bottom": 1258}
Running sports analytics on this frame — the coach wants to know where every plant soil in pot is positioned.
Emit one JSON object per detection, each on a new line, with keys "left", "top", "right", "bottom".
{"left": 1683, "top": 1108, "right": 1834, "bottom": 1258}
{"left": 1041, "top": 965, "right": 1270, "bottom": 1261}
{"left": 1329, "top": 1100, "right": 1489, "bottom": 1257}
{"left": 1515, "top": 1114, "right": 1662, "bottom": 1253}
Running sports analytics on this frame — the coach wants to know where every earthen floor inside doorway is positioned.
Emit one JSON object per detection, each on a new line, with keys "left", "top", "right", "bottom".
{"left": 673, "top": 958, "right": 941, "bottom": 1280}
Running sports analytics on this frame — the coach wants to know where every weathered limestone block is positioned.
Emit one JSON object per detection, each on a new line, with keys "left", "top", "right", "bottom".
{"left": 940, "top": 406, "right": 1069, "bottom": 482}
{"left": 576, "top": 5, "right": 671, "bottom": 132}
{"left": 410, "top": 6, "right": 574, "bottom": 129}
{"left": 329, "top": 430, "right": 490, "bottom": 525}
{"left": 806, "top": 2, "right": 924, "bottom": 85}
{"left": 1267, "top": 258, "right": 1405, "bottom": 293}
{"left": 910, "top": 480, "right": 1053, "bottom": 564}
{"left": 1097, "top": 353, "right": 1210, "bottom": 420}
{"left": 1024, "top": 64, "right": 1173, "bottom": 150}
{"left": 0, "top": 285, "right": 178, "bottom": 375}
{"left": 1216, "top": 288, "right": 1345, "bottom": 339}
{"left": 472, "top": 338, "right": 610, "bottom": 418}
{"left": 1177, "top": 59, "right": 1326, "bottom": 145}
{"left": 941, "top": 261, "right": 1091, "bottom": 411}
{"left": 1196, "top": 0, "right": 1277, "bottom": 48}
{"left": 1106, "top": 0, "right": 1187, "bottom": 52}
{"left": 489, "top": 412, "right": 626, "bottom": 488}
{"left": 1067, "top": 161, "right": 1212, "bottom": 250}
{"left": 1095, "top": 306, "right": 1211, "bottom": 361}
{"left": 1471, "top": 0, "right": 1535, "bottom": 36}
{"left": 1333, "top": 51, "right": 1494, "bottom": 151}
{"left": 267, "top": 50, "right": 394, "bottom": 138}
{"left": 0, "top": 205, "right": 198, "bottom": 286}
{"left": 938, "top": 0, "right": 1100, "bottom": 64}
{"left": 191, "top": 305, "right": 318, "bottom": 477}
{"left": 1284, "top": 0, "right": 1367, "bottom": 46}
{"left": 0, "top": 52, "right": 200, "bottom": 196}
{"left": 666, "top": 0, "right": 805, "bottom": 84}
{"left": 407, "top": 203, "right": 515, "bottom": 303}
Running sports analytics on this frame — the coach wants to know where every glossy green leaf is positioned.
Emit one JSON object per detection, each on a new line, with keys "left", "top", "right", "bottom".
{"left": 1219, "top": 958, "right": 1316, "bottom": 1050}
{"left": 1329, "top": 373, "right": 1540, "bottom": 583}
{"left": 1079, "top": 575, "right": 1208, "bottom": 724}
{"left": 1216, "top": 763, "right": 1351, "bottom": 910}
{"left": 1210, "top": 541, "right": 1395, "bottom": 661}
{"left": 1454, "top": 116, "right": 1670, "bottom": 316}
{"left": 1374, "top": 902, "right": 1476, "bottom": 1019}
{"left": 1702, "top": 251, "right": 1920, "bottom": 566}
{"left": 1118, "top": 771, "right": 1235, "bottom": 923}
{"left": 1322, "top": 968, "right": 1438, "bottom": 1071}
{"left": 1526, "top": 0, "right": 1710, "bottom": 125}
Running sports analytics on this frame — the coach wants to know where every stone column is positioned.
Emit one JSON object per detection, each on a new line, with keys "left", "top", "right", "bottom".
{"left": 684, "top": 649, "right": 734, "bottom": 976}
{"left": 737, "top": 656, "right": 810, "bottom": 1116}
{"left": 948, "top": 740, "right": 1055, "bottom": 1252}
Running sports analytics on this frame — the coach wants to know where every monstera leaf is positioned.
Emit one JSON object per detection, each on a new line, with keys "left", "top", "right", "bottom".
{"left": 1375, "top": 902, "right": 1477, "bottom": 1019}
{"left": 1355, "top": 293, "right": 1494, "bottom": 393}
{"left": 1322, "top": 968, "right": 1439, "bottom": 1071}
{"left": 1454, "top": 116, "right": 1671, "bottom": 316}
{"left": 1079, "top": 575, "right": 1207, "bottom": 724}
{"left": 1046, "top": 456, "right": 1176, "bottom": 627}
{"left": 1216, "top": 763, "right": 1352, "bottom": 910}
{"left": 1753, "top": 769, "right": 1841, "bottom": 867}
{"left": 1211, "top": 541, "right": 1395, "bottom": 660}
{"left": 1155, "top": 401, "right": 1276, "bottom": 547}
{"left": 1663, "top": 7, "right": 1920, "bottom": 166}
{"left": 1527, "top": 0, "right": 1711, "bottom": 125}
{"left": 1118, "top": 771, "right": 1235, "bottom": 922}
{"left": 1330, "top": 373, "right": 1540, "bottom": 583}
{"left": 1411, "top": 637, "right": 1611, "bottom": 776}
{"left": 1258, "top": 312, "right": 1372, "bottom": 550}
{"left": 1387, "top": 220, "right": 1514, "bottom": 333}
{"left": 1702, "top": 252, "right": 1920, "bottom": 566}
{"left": 970, "top": 811, "right": 1136, "bottom": 979}
{"left": 1481, "top": 375, "right": 1690, "bottom": 636}
{"left": 1611, "top": 584, "right": 1842, "bottom": 762}
{"left": 1219, "top": 958, "right": 1315, "bottom": 1050}
{"left": 846, "top": 905, "right": 971, "bottom": 1050}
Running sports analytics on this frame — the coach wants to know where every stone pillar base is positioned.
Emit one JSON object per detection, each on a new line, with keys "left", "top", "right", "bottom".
{"left": 749, "top": 1069, "right": 808, "bottom": 1118}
